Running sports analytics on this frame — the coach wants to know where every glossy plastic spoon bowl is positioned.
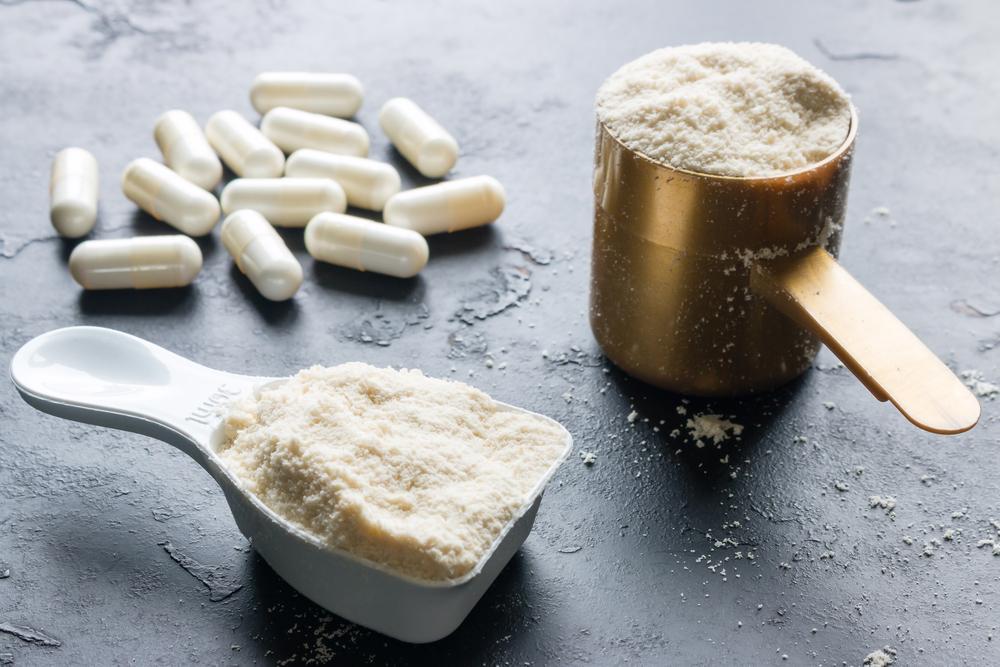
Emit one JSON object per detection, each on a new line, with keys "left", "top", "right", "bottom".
{"left": 9, "top": 326, "right": 573, "bottom": 643}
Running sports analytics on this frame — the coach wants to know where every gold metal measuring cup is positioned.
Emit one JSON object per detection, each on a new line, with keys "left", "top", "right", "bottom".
{"left": 589, "top": 108, "right": 980, "bottom": 434}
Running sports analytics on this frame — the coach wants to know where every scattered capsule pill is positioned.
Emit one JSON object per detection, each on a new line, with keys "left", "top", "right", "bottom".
{"left": 122, "top": 158, "right": 221, "bottom": 236}
{"left": 383, "top": 175, "right": 505, "bottom": 235}
{"left": 250, "top": 72, "right": 363, "bottom": 117}
{"left": 285, "top": 149, "right": 400, "bottom": 211}
{"left": 221, "top": 178, "right": 346, "bottom": 227}
{"left": 154, "top": 110, "right": 223, "bottom": 191}
{"left": 50, "top": 147, "right": 98, "bottom": 238}
{"left": 68, "top": 235, "right": 202, "bottom": 290}
{"left": 205, "top": 110, "right": 284, "bottom": 178}
{"left": 305, "top": 212, "right": 428, "bottom": 279}
{"left": 378, "top": 97, "right": 458, "bottom": 178}
{"left": 261, "top": 107, "right": 369, "bottom": 157}
{"left": 221, "top": 210, "right": 303, "bottom": 301}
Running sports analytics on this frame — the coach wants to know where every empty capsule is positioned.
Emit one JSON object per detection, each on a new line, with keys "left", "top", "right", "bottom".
{"left": 154, "top": 110, "right": 223, "bottom": 191}
{"left": 284, "top": 149, "right": 400, "bottom": 211}
{"left": 305, "top": 212, "right": 428, "bottom": 279}
{"left": 261, "top": 107, "right": 369, "bottom": 157}
{"left": 250, "top": 72, "right": 363, "bottom": 117}
{"left": 50, "top": 147, "right": 98, "bottom": 238}
{"left": 221, "top": 178, "right": 346, "bottom": 227}
{"left": 69, "top": 236, "right": 202, "bottom": 290}
{"left": 122, "top": 158, "right": 220, "bottom": 236}
{"left": 221, "top": 210, "right": 302, "bottom": 301}
{"left": 383, "top": 176, "right": 505, "bottom": 235}
{"left": 205, "top": 110, "right": 284, "bottom": 178}
{"left": 378, "top": 98, "right": 458, "bottom": 178}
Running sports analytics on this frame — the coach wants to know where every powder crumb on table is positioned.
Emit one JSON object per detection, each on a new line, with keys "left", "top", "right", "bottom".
{"left": 960, "top": 369, "right": 1000, "bottom": 400}
{"left": 217, "top": 363, "right": 567, "bottom": 581}
{"left": 869, "top": 495, "right": 897, "bottom": 512}
{"left": 863, "top": 646, "right": 896, "bottom": 666}
{"left": 686, "top": 413, "right": 744, "bottom": 448}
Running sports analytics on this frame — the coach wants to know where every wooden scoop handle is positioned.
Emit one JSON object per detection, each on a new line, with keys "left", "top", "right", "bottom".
{"left": 751, "top": 246, "right": 980, "bottom": 434}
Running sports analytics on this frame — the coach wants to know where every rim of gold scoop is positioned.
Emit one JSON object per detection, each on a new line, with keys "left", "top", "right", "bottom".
{"left": 601, "top": 103, "right": 859, "bottom": 184}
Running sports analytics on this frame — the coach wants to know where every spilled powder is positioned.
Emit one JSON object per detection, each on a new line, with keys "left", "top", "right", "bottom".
{"left": 596, "top": 42, "right": 852, "bottom": 177}
{"left": 687, "top": 413, "right": 744, "bottom": 448}
{"left": 218, "top": 363, "right": 567, "bottom": 581}
{"left": 868, "top": 495, "right": 897, "bottom": 513}
{"left": 960, "top": 369, "right": 999, "bottom": 400}
{"left": 863, "top": 646, "right": 896, "bottom": 666}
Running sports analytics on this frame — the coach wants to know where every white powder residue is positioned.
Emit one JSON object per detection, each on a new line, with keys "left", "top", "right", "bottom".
{"left": 960, "top": 369, "right": 999, "bottom": 400}
{"left": 869, "top": 495, "right": 897, "bottom": 512}
{"left": 596, "top": 42, "right": 852, "bottom": 177}
{"left": 977, "top": 520, "right": 1000, "bottom": 555}
{"left": 863, "top": 646, "right": 896, "bottom": 666}
{"left": 977, "top": 539, "right": 1000, "bottom": 556}
{"left": 687, "top": 413, "right": 744, "bottom": 448}
{"left": 218, "top": 364, "right": 567, "bottom": 581}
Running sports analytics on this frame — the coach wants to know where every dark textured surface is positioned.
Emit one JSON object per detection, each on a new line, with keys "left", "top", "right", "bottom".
{"left": 1, "top": 1, "right": 999, "bottom": 664}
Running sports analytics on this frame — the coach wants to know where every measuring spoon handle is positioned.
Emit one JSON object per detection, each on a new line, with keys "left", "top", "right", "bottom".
{"left": 752, "top": 247, "right": 979, "bottom": 434}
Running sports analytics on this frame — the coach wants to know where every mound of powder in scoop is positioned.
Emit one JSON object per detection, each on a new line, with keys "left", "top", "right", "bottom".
{"left": 217, "top": 363, "right": 567, "bottom": 581}
{"left": 596, "top": 42, "right": 852, "bottom": 177}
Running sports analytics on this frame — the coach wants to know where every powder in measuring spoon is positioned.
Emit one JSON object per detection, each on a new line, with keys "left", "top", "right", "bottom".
{"left": 217, "top": 363, "right": 567, "bottom": 581}
{"left": 596, "top": 42, "right": 852, "bottom": 177}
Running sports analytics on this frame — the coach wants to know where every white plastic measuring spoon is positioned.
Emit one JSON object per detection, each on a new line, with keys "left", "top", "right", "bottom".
{"left": 9, "top": 326, "right": 572, "bottom": 643}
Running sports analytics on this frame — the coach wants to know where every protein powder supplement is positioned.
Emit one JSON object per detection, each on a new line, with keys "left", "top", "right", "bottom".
{"left": 595, "top": 42, "right": 852, "bottom": 177}
{"left": 217, "top": 364, "right": 568, "bottom": 581}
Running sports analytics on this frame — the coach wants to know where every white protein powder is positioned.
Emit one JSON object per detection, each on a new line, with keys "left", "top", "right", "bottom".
{"left": 217, "top": 363, "right": 567, "bottom": 581}
{"left": 596, "top": 42, "right": 852, "bottom": 177}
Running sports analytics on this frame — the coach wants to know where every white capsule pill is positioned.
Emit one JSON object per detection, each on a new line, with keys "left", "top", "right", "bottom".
{"left": 221, "top": 210, "right": 303, "bottom": 301}
{"left": 383, "top": 176, "right": 505, "bottom": 236}
{"left": 154, "top": 110, "right": 223, "bottom": 191}
{"left": 284, "top": 149, "right": 400, "bottom": 211}
{"left": 68, "top": 235, "right": 202, "bottom": 290}
{"left": 305, "top": 212, "right": 428, "bottom": 279}
{"left": 261, "top": 107, "right": 369, "bottom": 157}
{"left": 205, "top": 110, "right": 284, "bottom": 178}
{"left": 122, "top": 158, "right": 221, "bottom": 236}
{"left": 378, "top": 98, "right": 458, "bottom": 178}
{"left": 221, "top": 178, "right": 346, "bottom": 227}
{"left": 50, "top": 147, "right": 98, "bottom": 238}
{"left": 250, "top": 72, "right": 363, "bottom": 117}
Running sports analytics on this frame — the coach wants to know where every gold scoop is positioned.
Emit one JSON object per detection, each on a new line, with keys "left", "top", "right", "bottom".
{"left": 590, "top": 107, "right": 979, "bottom": 434}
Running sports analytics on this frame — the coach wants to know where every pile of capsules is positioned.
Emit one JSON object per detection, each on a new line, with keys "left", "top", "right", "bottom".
{"left": 49, "top": 72, "right": 506, "bottom": 300}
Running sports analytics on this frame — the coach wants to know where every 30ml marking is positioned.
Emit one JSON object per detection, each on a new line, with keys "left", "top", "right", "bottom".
{"left": 185, "top": 384, "right": 243, "bottom": 425}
